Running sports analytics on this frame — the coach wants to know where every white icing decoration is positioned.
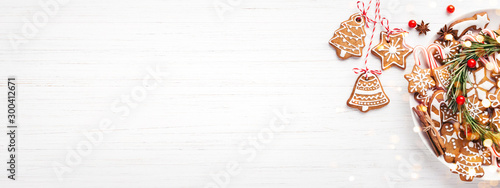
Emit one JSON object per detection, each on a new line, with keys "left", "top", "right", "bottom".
{"left": 405, "top": 66, "right": 434, "bottom": 95}
{"left": 467, "top": 67, "right": 494, "bottom": 100}
{"left": 452, "top": 13, "right": 489, "bottom": 35}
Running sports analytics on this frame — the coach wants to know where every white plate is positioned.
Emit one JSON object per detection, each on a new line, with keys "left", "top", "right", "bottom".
{"left": 410, "top": 9, "right": 500, "bottom": 180}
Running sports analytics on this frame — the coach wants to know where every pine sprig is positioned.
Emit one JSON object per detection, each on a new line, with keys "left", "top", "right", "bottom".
{"left": 445, "top": 33, "right": 500, "bottom": 142}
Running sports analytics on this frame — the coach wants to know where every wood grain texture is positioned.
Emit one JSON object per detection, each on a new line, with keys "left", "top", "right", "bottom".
{"left": 0, "top": 0, "right": 499, "bottom": 187}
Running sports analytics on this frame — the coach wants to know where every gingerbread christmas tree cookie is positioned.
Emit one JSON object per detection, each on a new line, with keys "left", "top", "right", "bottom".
{"left": 372, "top": 32, "right": 413, "bottom": 70}
{"left": 329, "top": 13, "right": 366, "bottom": 59}
{"left": 454, "top": 141, "right": 485, "bottom": 181}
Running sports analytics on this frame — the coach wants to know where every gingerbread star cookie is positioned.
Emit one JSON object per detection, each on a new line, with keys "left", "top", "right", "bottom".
{"left": 449, "top": 12, "right": 490, "bottom": 38}
{"left": 372, "top": 32, "right": 413, "bottom": 70}
{"left": 466, "top": 67, "right": 495, "bottom": 100}
{"left": 433, "top": 25, "right": 460, "bottom": 64}
{"left": 466, "top": 95, "right": 487, "bottom": 119}
{"left": 434, "top": 40, "right": 460, "bottom": 64}
{"left": 404, "top": 65, "right": 436, "bottom": 95}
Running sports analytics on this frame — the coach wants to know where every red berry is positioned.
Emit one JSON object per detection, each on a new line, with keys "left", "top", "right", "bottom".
{"left": 408, "top": 20, "right": 417, "bottom": 28}
{"left": 467, "top": 59, "right": 476, "bottom": 68}
{"left": 447, "top": 5, "right": 455, "bottom": 13}
{"left": 456, "top": 95, "right": 465, "bottom": 105}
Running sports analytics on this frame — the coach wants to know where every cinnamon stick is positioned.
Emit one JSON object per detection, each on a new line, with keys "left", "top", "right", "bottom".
{"left": 413, "top": 106, "right": 444, "bottom": 157}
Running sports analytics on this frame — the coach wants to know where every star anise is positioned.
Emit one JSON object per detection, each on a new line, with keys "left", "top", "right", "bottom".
{"left": 437, "top": 24, "right": 458, "bottom": 40}
{"left": 416, "top": 21, "right": 430, "bottom": 35}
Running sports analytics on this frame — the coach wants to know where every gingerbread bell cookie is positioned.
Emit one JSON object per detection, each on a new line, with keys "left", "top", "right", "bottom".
{"left": 347, "top": 73, "right": 390, "bottom": 112}
{"left": 372, "top": 32, "right": 413, "bottom": 70}
{"left": 329, "top": 13, "right": 366, "bottom": 59}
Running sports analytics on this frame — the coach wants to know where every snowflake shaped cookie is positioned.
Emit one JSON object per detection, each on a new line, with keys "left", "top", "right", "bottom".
{"left": 487, "top": 89, "right": 500, "bottom": 108}
{"left": 433, "top": 40, "right": 460, "bottom": 64}
{"left": 491, "top": 108, "right": 500, "bottom": 130}
{"left": 372, "top": 32, "right": 413, "bottom": 70}
{"left": 404, "top": 65, "right": 436, "bottom": 95}
{"left": 466, "top": 67, "right": 495, "bottom": 100}
{"left": 466, "top": 95, "right": 489, "bottom": 125}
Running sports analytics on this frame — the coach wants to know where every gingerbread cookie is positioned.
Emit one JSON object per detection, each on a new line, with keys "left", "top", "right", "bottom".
{"left": 466, "top": 66, "right": 495, "bottom": 100}
{"left": 428, "top": 90, "right": 446, "bottom": 130}
{"left": 433, "top": 40, "right": 460, "bottom": 64}
{"left": 372, "top": 32, "right": 413, "bottom": 70}
{"left": 479, "top": 145, "right": 492, "bottom": 165}
{"left": 454, "top": 141, "right": 485, "bottom": 181}
{"left": 404, "top": 65, "right": 436, "bottom": 95}
{"left": 441, "top": 122, "right": 464, "bottom": 163}
{"left": 329, "top": 13, "right": 366, "bottom": 59}
{"left": 466, "top": 95, "right": 488, "bottom": 121}
{"left": 347, "top": 73, "right": 390, "bottom": 112}
{"left": 450, "top": 12, "right": 490, "bottom": 38}
{"left": 414, "top": 88, "right": 435, "bottom": 106}
{"left": 487, "top": 89, "right": 500, "bottom": 108}
{"left": 432, "top": 64, "right": 451, "bottom": 90}
{"left": 441, "top": 105, "right": 458, "bottom": 124}
{"left": 491, "top": 108, "right": 500, "bottom": 131}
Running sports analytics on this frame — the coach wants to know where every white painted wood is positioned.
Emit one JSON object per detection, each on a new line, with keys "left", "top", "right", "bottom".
{"left": 0, "top": 0, "right": 498, "bottom": 187}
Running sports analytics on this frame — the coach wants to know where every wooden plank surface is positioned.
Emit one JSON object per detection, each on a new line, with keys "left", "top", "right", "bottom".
{"left": 0, "top": 0, "right": 499, "bottom": 187}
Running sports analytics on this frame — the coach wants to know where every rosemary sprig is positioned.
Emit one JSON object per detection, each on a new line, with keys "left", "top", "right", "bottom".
{"left": 445, "top": 33, "right": 500, "bottom": 142}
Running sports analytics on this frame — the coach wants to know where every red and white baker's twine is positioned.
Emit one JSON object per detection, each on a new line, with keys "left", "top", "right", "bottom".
{"left": 354, "top": 0, "right": 408, "bottom": 78}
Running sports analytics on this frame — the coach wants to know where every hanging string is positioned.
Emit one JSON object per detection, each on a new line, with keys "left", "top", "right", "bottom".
{"left": 353, "top": 0, "right": 407, "bottom": 79}
{"left": 380, "top": 18, "right": 408, "bottom": 42}
{"left": 354, "top": 0, "right": 381, "bottom": 79}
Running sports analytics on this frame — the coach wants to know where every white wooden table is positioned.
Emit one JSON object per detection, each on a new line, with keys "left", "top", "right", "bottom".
{"left": 0, "top": 0, "right": 499, "bottom": 187}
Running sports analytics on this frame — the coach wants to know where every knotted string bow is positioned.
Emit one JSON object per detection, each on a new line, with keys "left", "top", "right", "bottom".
{"left": 353, "top": 0, "right": 408, "bottom": 79}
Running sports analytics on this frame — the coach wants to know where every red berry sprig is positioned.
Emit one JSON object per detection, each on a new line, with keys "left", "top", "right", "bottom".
{"left": 467, "top": 59, "right": 476, "bottom": 68}
{"left": 408, "top": 20, "right": 417, "bottom": 28}
{"left": 447, "top": 5, "right": 455, "bottom": 13}
{"left": 456, "top": 95, "right": 465, "bottom": 105}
